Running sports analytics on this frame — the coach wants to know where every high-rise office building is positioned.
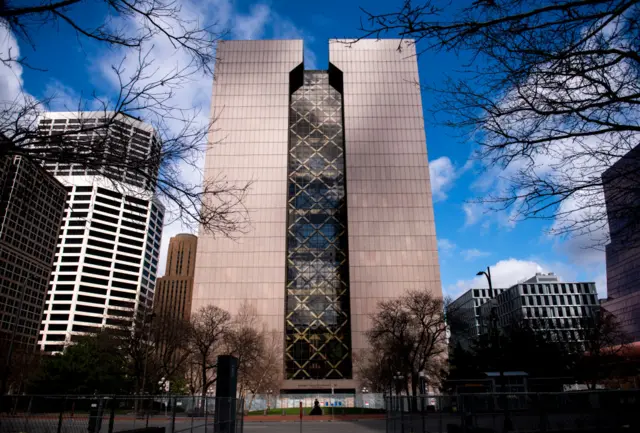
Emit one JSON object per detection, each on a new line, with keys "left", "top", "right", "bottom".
{"left": 154, "top": 234, "right": 197, "bottom": 321}
{"left": 0, "top": 155, "right": 66, "bottom": 352}
{"left": 37, "top": 112, "right": 164, "bottom": 352}
{"left": 193, "top": 40, "right": 441, "bottom": 393}
{"left": 602, "top": 144, "right": 640, "bottom": 341}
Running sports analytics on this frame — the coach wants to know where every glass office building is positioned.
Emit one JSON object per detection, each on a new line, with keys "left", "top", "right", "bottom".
{"left": 193, "top": 40, "right": 441, "bottom": 393}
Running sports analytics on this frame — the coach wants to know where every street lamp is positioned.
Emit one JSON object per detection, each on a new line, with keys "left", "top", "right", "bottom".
{"left": 477, "top": 266, "right": 494, "bottom": 298}
{"left": 475, "top": 266, "right": 511, "bottom": 432}
{"left": 266, "top": 389, "right": 273, "bottom": 413}
{"left": 158, "top": 377, "right": 169, "bottom": 417}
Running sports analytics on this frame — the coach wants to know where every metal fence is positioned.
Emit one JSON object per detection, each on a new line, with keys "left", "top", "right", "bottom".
{"left": 243, "top": 393, "right": 386, "bottom": 412}
{"left": 0, "top": 395, "right": 244, "bottom": 433}
{"left": 386, "top": 391, "right": 639, "bottom": 433}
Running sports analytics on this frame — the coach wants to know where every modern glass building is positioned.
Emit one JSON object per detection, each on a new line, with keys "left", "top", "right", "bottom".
{"left": 193, "top": 40, "right": 441, "bottom": 393}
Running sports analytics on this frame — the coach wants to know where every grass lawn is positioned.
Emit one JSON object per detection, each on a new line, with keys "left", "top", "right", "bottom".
{"left": 247, "top": 407, "right": 385, "bottom": 416}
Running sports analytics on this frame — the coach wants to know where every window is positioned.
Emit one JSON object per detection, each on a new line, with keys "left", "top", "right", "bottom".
{"left": 85, "top": 257, "right": 111, "bottom": 268}
{"left": 79, "top": 285, "right": 107, "bottom": 296}
{"left": 86, "top": 248, "right": 112, "bottom": 259}
{"left": 63, "top": 247, "right": 82, "bottom": 254}
{"left": 94, "top": 204, "right": 119, "bottom": 216}
{"left": 109, "top": 299, "right": 134, "bottom": 309}
{"left": 81, "top": 275, "right": 109, "bottom": 286}
{"left": 93, "top": 212, "right": 118, "bottom": 225}
{"left": 116, "top": 254, "right": 140, "bottom": 264}
{"left": 110, "top": 289, "right": 136, "bottom": 299}
{"left": 82, "top": 266, "right": 110, "bottom": 277}
{"left": 87, "top": 238, "right": 114, "bottom": 250}
{"left": 91, "top": 221, "right": 117, "bottom": 232}
{"left": 48, "top": 324, "right": 67, "bottom": 331}
{"left": 523, "top": 286, "right": 528, "bottom": 295}
{"left": 49, "top": 314, "right": 69, "bottom": 321}
{"left": 76, "top": 305, "right": 104, "bottom": 315}
{"left": 97, "top": 188, "right": 122, "bottom": 199}
{"left": 119, "top": 236, "right": 143, "bottom": 247}
{"left": 78, "top": 295, "right": 105, "bottom": 305}
{"left": 51, "top": 303, "right": 71, "bottom": 310}
{"left": 72, "top": 324, "right": 98, "bottom": 332}
{"left": 75, "top": 186, "right": 93, "bottom": 193}
{"left": 89, "top": 230, "right": 116, "bottom": 241}
{"left": 53, "top": 294, "right": 73, "bottom": 302}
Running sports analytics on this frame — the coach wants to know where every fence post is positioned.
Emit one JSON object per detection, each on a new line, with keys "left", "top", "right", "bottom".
{"left": 190, "top": 395, "right": 195, "bottom": 433}
{"left": 170, "top": 395, "right": 177, "bottom": 433}
{"left": 56, "top": 397, "right": 65, "bottom": 433}
{"left": 108, "top": 397, "right": 117, "bottom": 433}
{"left": 22, "top": 396, "right": 33, "bottom": 433}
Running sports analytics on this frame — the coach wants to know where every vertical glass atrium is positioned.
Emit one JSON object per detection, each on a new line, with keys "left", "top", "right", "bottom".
{"left": 285, "top": 69, "right": 352, "bottom": 380}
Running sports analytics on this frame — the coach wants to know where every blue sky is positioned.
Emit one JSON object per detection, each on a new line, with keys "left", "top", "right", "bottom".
{"left": 0, "top": 0, "right": 607, "bottom": 298}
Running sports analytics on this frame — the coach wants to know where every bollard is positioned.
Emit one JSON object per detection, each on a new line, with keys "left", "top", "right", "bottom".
{"left": 299, "top": 401, "right": 302, "bottom": 433}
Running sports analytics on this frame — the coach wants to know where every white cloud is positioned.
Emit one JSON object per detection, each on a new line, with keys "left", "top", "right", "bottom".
{"left": 437, "top": 238, "right": 456, "bottom": 256}
{"left": 0, "top": 25, "right": 24, "bottom": 102}
{"left": 463, "top": 202, "right": 482, "bottom": 227}
{"left": 233, "top": 4, "right": 271, "bottom": 40}
{"left": 461, "top": 248, "right": 490, "bottom": 261}
{"left": 429, "top": 156, "right": 457, "bottom": 202}
{"left": 444, "top": 258, "right": 573, "bottom": 298}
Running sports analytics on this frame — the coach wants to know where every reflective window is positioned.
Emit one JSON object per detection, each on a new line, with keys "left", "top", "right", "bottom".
{"left": 285, "top": 70, "right": 352, "bottom": 380}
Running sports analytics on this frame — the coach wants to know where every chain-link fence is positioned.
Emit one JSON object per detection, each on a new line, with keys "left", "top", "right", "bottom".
{"left": 386, "top": 390, "right": 639, "bottom": 433}
{"left": 0, "top": 395, "right": 244, "bottom": 433}
{"left": 243, "top": 393, "right": 386, "bottom": 413}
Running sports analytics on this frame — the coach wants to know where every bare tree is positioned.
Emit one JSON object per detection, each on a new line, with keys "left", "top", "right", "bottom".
{"left": 0, "top": 0, "right": 251, "bottom": 235}
{"left": 189, "top": 304, "right": 230, "bottom": 399}
{"left": 353, "top": 348, "right": 394, "bottom": 394}
{"left": 356, "top": 0, "right": 640, "bottom": 248}
{"left": 366, "top": 290, "right": 448, "bottom": 398}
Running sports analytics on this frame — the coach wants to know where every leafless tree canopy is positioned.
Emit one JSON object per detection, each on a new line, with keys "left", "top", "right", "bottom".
{"left": 365, "top": 290, "right": 448, "bottom": 396}
{"left": 0, "top": 0, "right": 250, "bottom": 235}
{"left": 358, "top": 0, "right": 640, "bottom": 247}
{"left": 188, "top": 304, "right": 231, "bottom": 398}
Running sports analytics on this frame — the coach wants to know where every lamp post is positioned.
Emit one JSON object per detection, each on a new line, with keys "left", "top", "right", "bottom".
{"left": 158, "top": 377, "right": 169, "bottom": 417}
{"left": 476, "top": 266, "right": 510, "bottom": 432}
{"left": 266, "top": 389, "right": 273, "bottom": 414}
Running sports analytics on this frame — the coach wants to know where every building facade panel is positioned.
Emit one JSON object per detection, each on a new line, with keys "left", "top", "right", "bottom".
{"left": 193, "top": 40, "right": 303, "bottom": 335}
{"left": 330, "top": 39, "right": 441, "bottom": 352}
{"left": 0, "top": 156, "right": 66, "bottom": 351}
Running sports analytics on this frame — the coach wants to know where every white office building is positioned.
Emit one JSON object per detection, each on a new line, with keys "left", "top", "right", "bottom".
{"left": 37, "top": 112, "right": 164, "bottom": 352}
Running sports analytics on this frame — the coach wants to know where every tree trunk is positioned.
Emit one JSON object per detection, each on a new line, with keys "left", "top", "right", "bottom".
{"left": 411, "top": 373, "right": 419, "bottom": 413}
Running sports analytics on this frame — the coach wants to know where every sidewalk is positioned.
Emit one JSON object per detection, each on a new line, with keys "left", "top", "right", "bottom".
{"left": 245, "top": 414, "right": 386, "bottom": 422}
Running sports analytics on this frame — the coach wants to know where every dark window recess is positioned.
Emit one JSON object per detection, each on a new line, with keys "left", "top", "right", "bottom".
{"left": 70, "top": 211, "right": 88, "bottom": 219}
{"left": 44, "top": 345, "right": 64, "bottom": 352}
{"left": 117, "top": 245, "right": 142, "bottom": 256}
{"left": 95, "top": 195, "right": 121, "bottom": 208}
{"left": 87, "top": 238, "right": 114, "bottom": 250}
{"left": 66, "top": 229, "right": 85, "bottom": 236}
{"left": 125, "top": 195, "right": 147, "bottom": 206}
{"left": 119, "top": 236, "right": 143, "bottom": 247}
{"left": 61, "top": 255, "right": 80, "bottom": 263}
{"left": 59, "top": 265, "right": 78, "bottom": 273}
{"left": 109, "top": 299, "right": 134, "bottom": 309}
{"left": 86, "top": 248, "right": 113, "bottom": 259}
{"left": 49, "top": 314, "right": 69, "bottom": 321}
{"left": 91, "top": 221, "right": 117, "bottom": 232}
{"left": 48, "top": 324, "right": 67, "bottom": 331}
{"left": 114, "top": 262, "right": 139, "bottom": 273}
{"left": 89, "top": 230, "right": 116, "bottom": 241}
{"left": 51, "top": 303, "right": 71, "bottom": 311}
{"left": 85, "top": 257, "right": 112, "bottom": 268}
{"left": 75, "top": 314, "right": 103, "bottom": 324}
{"left": 63, "top": 247, "right": 82, "bottom": 254}
{"left": 79, "top": 285, "right": 107, "bottom": 296}
{"left": 112, "top": 280, "right": 137, "bottom": 291}
{"left": 78, "top": 295, "right": 106, "bottom": 305}
{"left": 64, "top": 238, "right": 83, "bottom": 245}
{"left": 93, "top": 212, "right": 119, "bottom": 225}
{"left": 68, "top": 220, "right": 87, "bottom": 227}
{"left": 110, "top": 289, "right": 136, "bottom": 300}
{"left": 98, "top": 187, "right": 122, "bottom": 199}
{"left": 73, "top": 195, "right": 92, "bottom": 201}
{"left": 72, "top": 324, "right": 98, "bottom": 333}
{"left": 47, "top": 334, "right": 66, "bottom": 341}
{"left": 82, "top": 265, "right": 110, "bottom": 277}
{"left": 81, "top": 275, "right": 109, "bottom": 286}
{"left": 75, "top": 186, "right": 93, "bottom": 193}
{"left": 76, "top": 304, "right": 104, "bottom": 314}
{"left": 116, "top": 254, "right": 140, "bottom": 264}
{"left": 54, "top": 284, "right": 74, "bottom": 291}
{"left": 121, "top": 219, "right": 145, "bottom": 232}
{"left": 94, "top": 204, "right": 120, "bottom": 216}
{"left": 123, "top": 212, "right": 146, "bottom": 223}
{"left": 108, "top": 309, "right": 134, "bottom": 317}
{"left": 54, "top": 294, "right": 73, "bottom": 301}
{"left": 57, "top": 274, "right": 76, "bottom": 282}
{"left": 106, "top": 318, "right": 131, "bottom": 327}
{"left": 70, "top": 203, "right": 90, "bottom": 209}
{"left": 124, "top": 203, "right": 147, "bottom": 215}
{"left": 113, "top": 272, "right": 138, "bottom": 281}
{"left": 120, "top": 228, "right": 144, "bottom": 239}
